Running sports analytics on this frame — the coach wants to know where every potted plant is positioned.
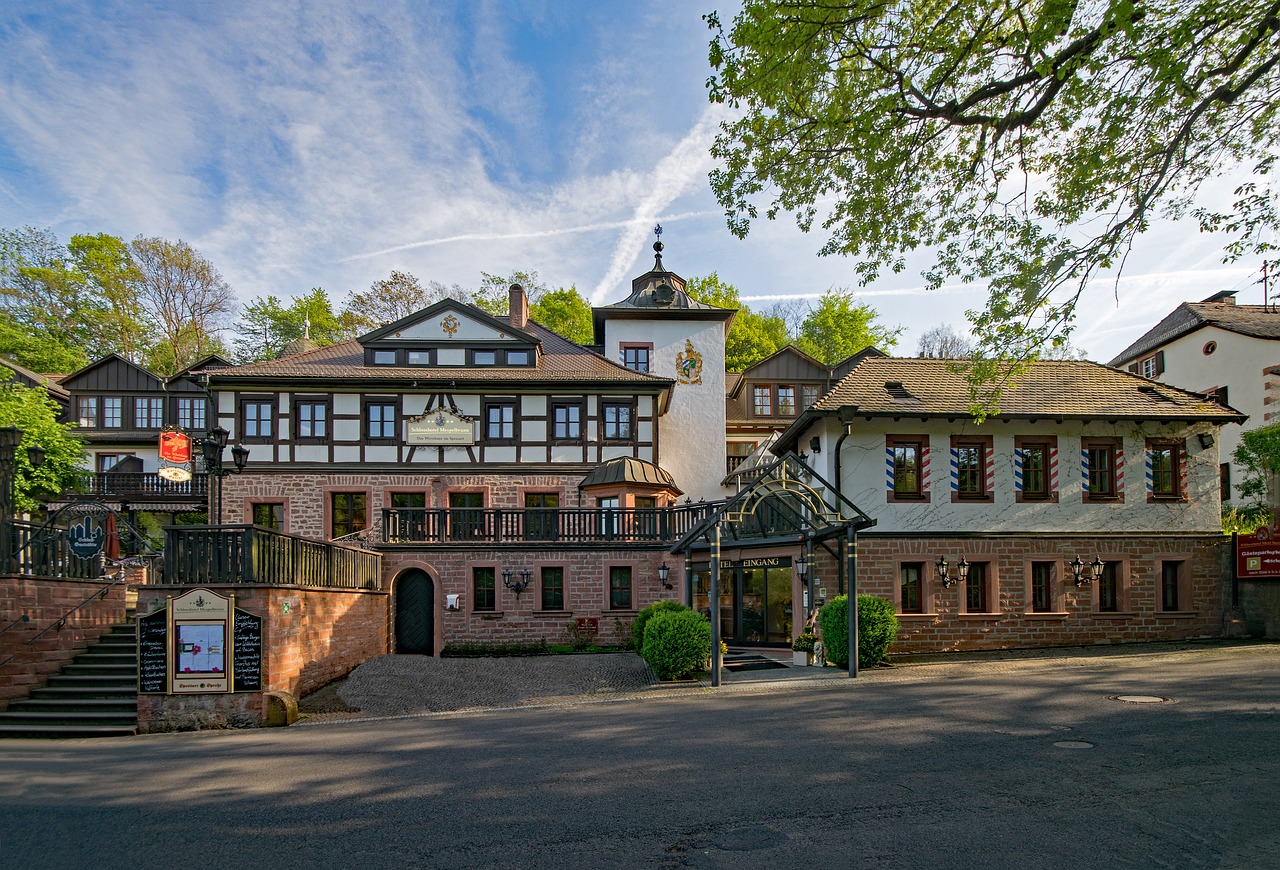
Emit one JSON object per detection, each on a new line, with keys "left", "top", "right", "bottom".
{"left": 792, "top": 630, "right": 816, "bottom": 666}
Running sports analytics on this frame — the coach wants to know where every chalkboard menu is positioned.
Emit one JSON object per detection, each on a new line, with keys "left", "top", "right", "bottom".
{"left": 232, "top": 608, "right": 262, "bottom": 691}
{"left": 137, "top": 608, "right": 168, "bottom": 694}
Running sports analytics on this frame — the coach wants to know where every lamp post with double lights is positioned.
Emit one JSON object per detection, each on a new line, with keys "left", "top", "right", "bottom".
{"left": 201, "top": 426, "right": 249, "bottom": 525}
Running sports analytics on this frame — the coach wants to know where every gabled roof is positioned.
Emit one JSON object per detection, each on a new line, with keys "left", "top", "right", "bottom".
{"left": 1109, "top": 295, "right": 1280, "bottom": 366}
{"left": 59, "top": 354, "right": 165, "bottom": 392}
{"left": 774, "top": 356, "right": 1246, "bottom": 451}
{"left": 207, "top": 316, "right": 675, "bottom": 388}
{"left": 359, "top": 298, "right": 541, "bottom": 346}
{"left": 0, "top": 358, "right": 70, "bottom": 400}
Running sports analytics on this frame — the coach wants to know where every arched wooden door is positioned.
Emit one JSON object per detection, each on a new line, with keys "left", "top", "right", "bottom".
{"left": 395, "top": 569, "right": 435, "bottom": 654}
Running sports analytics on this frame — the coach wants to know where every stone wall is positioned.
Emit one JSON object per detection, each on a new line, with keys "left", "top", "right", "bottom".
{"left": 807, "top": 533, "right": 1226, "bottom": 654}
{"left": 136, "top": 584, "right": 389, "bottom": 732}
{"left": 0, "top": 575, "right": 128, "bottom": 710}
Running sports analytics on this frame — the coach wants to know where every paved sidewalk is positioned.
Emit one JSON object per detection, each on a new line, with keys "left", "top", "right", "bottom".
{"left": 297, "top": 639, "right": 1278, "bottom": 724}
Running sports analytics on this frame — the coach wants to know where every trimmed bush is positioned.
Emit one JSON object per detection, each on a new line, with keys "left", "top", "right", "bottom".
{"left": 632, "top": 600, "right": 690, "bottom": 652}
{"left": 819, "top": 595, "right": 899, "bottom": 669}
{"left": 641, "top": 610, "right": 711, "bottom": 680}
{"left": 442, "top": 639, "right": 550, "bottom": 657}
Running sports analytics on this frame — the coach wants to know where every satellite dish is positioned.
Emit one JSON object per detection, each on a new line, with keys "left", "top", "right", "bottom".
{"left": 653, "top": 283, "right": 675, "bottom": 306}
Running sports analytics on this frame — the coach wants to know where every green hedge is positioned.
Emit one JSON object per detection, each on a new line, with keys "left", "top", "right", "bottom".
{"left": 818, "top": 595, "right": 899, "bottom": 669}
{"left": 442, "top": 640, "right": 549, "bottom": 657}
{"left": 632, "top": 600, "right": 690, "bottom": 652}
{"left": 641, "top": 610, "right": 711, "bottom": 680}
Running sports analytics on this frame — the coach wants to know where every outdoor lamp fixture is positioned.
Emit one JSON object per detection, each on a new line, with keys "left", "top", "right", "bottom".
{"left": 658, "top": 562, "right": 672, "bottom": 590}
{"left": 503, "top": 567, "right": 531, "bottom": 596}
{"left": 26, "top": 444, "right": 45, "bottom": 471}
{"left": 795, "top": 554, "right": 809, "bottom": 580}
{"left": 1198, "top": 433, "right": 1215, "bottom": 449}
{"left": 1071, "top": 555, "right": 1105, "bottom": 586}
{"left": 935, "top": 555, "right": 970, "bottom": 588}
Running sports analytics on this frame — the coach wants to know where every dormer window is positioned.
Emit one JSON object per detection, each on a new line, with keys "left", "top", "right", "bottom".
{"left": 407, "top": 350, "right": 434, "bottom": 366}
{"left": 372, "top": 350, "right": 396, "bottom": 366}
{"left": 507, "top": 350, "right": 530, "bottom": 366}
{"left": 473, "top": 350, "right": 497, "bottom": 366}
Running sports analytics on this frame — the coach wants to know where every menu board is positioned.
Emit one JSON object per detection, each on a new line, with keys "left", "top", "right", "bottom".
{"left": 137, "top": 608, "right": 168, "bottom": 694}
{"left": 233, "top": 608, "right": 263, "bottom": 691}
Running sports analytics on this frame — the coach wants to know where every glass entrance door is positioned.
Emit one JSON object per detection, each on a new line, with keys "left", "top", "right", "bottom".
{"left": 693, "top": 565, "right": 793, "bottom": 646}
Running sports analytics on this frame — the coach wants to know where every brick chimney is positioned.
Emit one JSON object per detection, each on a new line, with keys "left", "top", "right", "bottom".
{"left": 509, "top": 283, "right": 528, "bottom": 329}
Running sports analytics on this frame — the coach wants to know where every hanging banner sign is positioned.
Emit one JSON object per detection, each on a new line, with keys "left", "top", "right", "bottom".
{"left": 159, "top": 429, "right": 193, "bottom": 462}
{"left": 158, "top": 427, "right": 194, "bottom": 483}
{"left": 66, "top": 514, "right": 106, "bottom": 560}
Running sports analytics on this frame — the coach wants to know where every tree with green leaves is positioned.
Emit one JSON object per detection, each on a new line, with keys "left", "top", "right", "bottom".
{"left": 797, "top": 289, "right": 902, "bottom": 364}
{"left": 67, "top": 233, "right": 150, "bottom": 362}
{"left": 686, "top": 272, "right": 791, "bottom": 370}
{"left": 1233, "top": 423, "right": 1280, "bottom": 512}
{"left": 530, "top": 286, "right": 593, "bottom": 344}
{"left": 0, "top": 226, "right": 94, "bottom": 371}
{"left": 235, "top": 288, "right": 363, "bottom": 362}
{"left": 707, "top": 0, "right": 1280, "bottom": 396}
{"left": 0, "top": 372, "right": 85, "bottom": 513}
{"left": 472, "top": 270, "right": 549, "bottom": 316}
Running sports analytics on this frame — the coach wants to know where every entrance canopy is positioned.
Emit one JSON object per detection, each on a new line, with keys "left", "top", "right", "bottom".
{"left": 671, "top": 453, "right": 875, "bottom": 556}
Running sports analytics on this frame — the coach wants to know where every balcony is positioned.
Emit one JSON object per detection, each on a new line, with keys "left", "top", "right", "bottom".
{"left": 68, "top": 472, "right": 209, "bottom": 504}
{"left": 380, "top": 504, "right": 716, "bottom": 547}
{"left": 164, "top": 525, "right": 382, "bottom": 590}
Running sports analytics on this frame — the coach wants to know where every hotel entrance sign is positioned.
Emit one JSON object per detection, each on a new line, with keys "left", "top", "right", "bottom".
{"left": 406, "top": 409, "right": 475, "bottom": 446}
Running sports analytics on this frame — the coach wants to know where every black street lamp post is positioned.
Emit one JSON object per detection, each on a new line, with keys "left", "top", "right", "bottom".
{"left": 201, "top": 426, "right": 249, "bottom": 525}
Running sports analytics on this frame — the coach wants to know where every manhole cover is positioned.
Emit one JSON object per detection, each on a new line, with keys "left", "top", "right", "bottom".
{"left": 1053, "top": 740, "right": 1094, "bottom": 750}
{"left": 1109, "top": 695, "right": 1171, "bottom": 704}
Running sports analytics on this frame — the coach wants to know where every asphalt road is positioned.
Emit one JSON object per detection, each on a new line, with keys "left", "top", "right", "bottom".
{"left": 1, "top": 645, "right": 1277, "bottom": 869}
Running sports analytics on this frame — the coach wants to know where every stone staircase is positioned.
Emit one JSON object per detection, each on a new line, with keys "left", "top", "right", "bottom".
{"left": 0, "top": 617, "right": 138, "bottom": 738}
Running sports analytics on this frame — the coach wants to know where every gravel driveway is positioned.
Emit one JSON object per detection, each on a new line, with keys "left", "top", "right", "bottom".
{"left": 300, "top": 653, "right": 656, "bottom": 719}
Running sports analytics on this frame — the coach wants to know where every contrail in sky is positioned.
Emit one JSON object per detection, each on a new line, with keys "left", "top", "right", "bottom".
{"left": 339, "top": 210, "right": 720, "bottom": 262}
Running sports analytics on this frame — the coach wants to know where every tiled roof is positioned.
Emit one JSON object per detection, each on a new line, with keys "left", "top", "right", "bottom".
{"left": 811, "top": 357, "right": 1244, "bottom": 421}
{"left": 206, "top": 318, "right": 672, "bottom": 386}
{"left": 1109, "top": 302, "right": 1280, "bottom": 366}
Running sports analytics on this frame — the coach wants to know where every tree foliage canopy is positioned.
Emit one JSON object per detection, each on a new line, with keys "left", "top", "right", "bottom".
{"left": 796, "top": 289, "right": 901, "bottom": 364}
{"left": 686, "top": 272, "right": 792, "bottom": 370}
{"left": 0, "top": 372, "right": 85, "bottom": 513}
{"left": 707, "top": 0, "right": 1280, "bottom": 397}
{"left": 530, "top": 286, "right": 593, "bottom": 344}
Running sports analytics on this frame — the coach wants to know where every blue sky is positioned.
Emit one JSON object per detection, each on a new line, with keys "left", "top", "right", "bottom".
{"left": 0, "top": 1, "right": 1268, "bottom": 361}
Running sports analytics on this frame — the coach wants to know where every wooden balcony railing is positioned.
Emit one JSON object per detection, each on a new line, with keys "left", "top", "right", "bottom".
{"left": 380, "top": 504, "right": 716, "bottom": 546}
{"left": 163, "top": 525, "right": 383, "bottom": 590}
{"left": 69, "top": 471, "right": 209, "bottom": 501}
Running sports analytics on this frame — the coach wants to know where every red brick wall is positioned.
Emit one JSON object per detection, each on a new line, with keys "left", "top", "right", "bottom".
{"left": 805, "top": 534, "right": 1226, "bottom": 653}
{"left": 136, "top": 584, "right": 389, "bottom": 731}
{"left": 382, "top": 548, "right": 676, "bottom": 652}
{"left": 0, "top": 576, "right": 128, "bottom": 711}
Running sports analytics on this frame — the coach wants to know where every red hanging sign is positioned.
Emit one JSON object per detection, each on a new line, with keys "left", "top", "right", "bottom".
{"left": 159, "top": 429, "right": 192, "bottom": 463}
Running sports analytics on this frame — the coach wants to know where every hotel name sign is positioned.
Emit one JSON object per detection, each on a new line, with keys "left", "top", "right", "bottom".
{"left": 719, "top": 556, "right": 792, "bottom": 569}
{"left": 406, "top": 409, "right": 476, "bottom": 446}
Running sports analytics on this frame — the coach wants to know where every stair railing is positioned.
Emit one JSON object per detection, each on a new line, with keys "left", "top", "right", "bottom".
{"left": 0, "top": 559, "right": 137, "bottom": 671}
{"left": 0, "top": 614, "right": 29, "bottom": 639}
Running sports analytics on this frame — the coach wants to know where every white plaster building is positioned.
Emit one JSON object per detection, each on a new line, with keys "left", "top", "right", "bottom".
{"left": 1109, "top": 290, "right": 1278, "bottom": 503}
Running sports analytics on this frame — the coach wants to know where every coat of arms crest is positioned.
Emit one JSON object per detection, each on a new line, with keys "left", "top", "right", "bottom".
{"left": 675, "top": 339, "right": 702, "bottom": 385}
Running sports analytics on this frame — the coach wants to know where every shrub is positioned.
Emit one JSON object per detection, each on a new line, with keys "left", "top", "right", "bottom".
{"left": 632, "top": 600, "right": 689, "bottom": 652}
{"left": 819, "top": 595, "right": 899, "bottom": 669}
{"left": 791, "top": 629, "right": 816, "bottom": 653}
{"left": 562, "top": 618, "right": 599, "bottom": 651}
{"left": 614, "top": 616, "right": 634, "bottom": 650}
{"left": 641, "top": 610, "right": 711, "bottom": 680}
